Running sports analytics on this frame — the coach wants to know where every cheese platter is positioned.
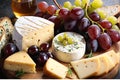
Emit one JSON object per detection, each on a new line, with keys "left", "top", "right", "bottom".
{"left": 0, "top": 0, "right": 120, "bottom": 79}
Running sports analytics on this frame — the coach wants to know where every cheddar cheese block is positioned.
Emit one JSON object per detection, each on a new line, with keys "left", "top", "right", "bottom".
{"left": 43, "top": 58, "right": 68, "bottom": 79}
{"left": 12, "top": 16, "right": 54, "bottom": 51}
{"left": 71, "top": 57, "right": 100, "bottom": 79}
{"left": 4, "top": 51, "right": 36, "bottom": 73}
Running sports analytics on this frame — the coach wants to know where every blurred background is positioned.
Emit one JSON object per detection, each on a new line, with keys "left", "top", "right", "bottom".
{"left": 0, "top": 0, "right": 119, "bottom": 18}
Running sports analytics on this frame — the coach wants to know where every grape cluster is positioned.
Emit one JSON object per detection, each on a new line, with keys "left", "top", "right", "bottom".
{"left": 35, "top": 1, "right": 57, "bottom": 19}
{"left": 35, "top": 0, "right": 120, "bottom": 53}
{"left": 27, "top": 43, "right": 53, "bottom": 66}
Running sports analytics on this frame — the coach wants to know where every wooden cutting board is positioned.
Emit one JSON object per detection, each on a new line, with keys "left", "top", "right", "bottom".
{"left": 1, "top": 63, "right": 119, "bottom": 79}
{"left": 1, "top": 42, "right": 120, "bottom": 79}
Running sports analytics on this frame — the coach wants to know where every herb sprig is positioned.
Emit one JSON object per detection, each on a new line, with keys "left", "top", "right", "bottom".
{"left": 15, "top": 70, "right": 25, "bottom": 77}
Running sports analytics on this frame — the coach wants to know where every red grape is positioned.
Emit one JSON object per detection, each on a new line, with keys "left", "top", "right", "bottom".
{"left": 59, "top": 8, "right": 70, "bottom": 21}
{"left": 48, "top": 16, "right": 62, "bottom": 27}
{"left": 38, "top": 1, "right": 49, "bottom": 13}
{"left": 36, "top": 52, "right": 48, "bottom": 66}
{"left": 48, "top": 16, "right": 57, "bottom": 23}
{"left": 81, "top": 32, "right": 90, "bottom": 41}
{"left": 47, "top": 5, "right": 57, "bottom": 15}
{"left": 34, "top": 11, "right": 44, "bottom": 17}
{"left": 98, "top": 33, "right": 112, "bottom": 50}
{"left": 48, "top": 16, "right": 64, "bottom": 35}
{"left": 78, "top": 17, "right": 91, "bottom": 32}
{"left": 90, "top": 39, "right": 98, "bottom": 52}
{"left": 43, "top": 13, "right": 52, "bottom": 19}
{"left": 46, "top": 52, "right": 53, "bottom": 58}
{"left": 86, "top": 40, "right": 92, "bottom": 53}
{"left": 27, "top": 45, "right": 39, "bottom": 56}
{"left": 64, "top": 20, "right": 77, "bottom": 31}
{"left": 88, "top": 25, "right": 101, "bottom": 40}
{"left": 40, "top": 43, "right": 50, "bottom": 52}
{"left": 69, "top": 7, "right": 84, "bottom": 20}
{"left": 107, "top": 29, "right": 120, "bottom": 43}
{"left": 99, "top": 20, "right": 112, "bottom": 29}
{"left": 2, "top": 43, "right": 18, "bottom": 58}
{"left": 86, "top": 39, "right": 98, "bottom": 53}
{"left": 89, "top": 12, "right": 100, "bottom": 21}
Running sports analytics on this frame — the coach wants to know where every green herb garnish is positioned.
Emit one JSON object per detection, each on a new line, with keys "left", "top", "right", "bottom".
{"left": 67, "top": 64, "right": 72, "bottom": 76}
{"left": 86, "top": 50, "right": 93, "bottom": 58}
{"left": 15, "top": 70, "right": 25, "bottom": 77}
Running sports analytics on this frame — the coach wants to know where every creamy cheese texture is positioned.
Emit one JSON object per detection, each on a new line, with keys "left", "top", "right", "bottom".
{"left": 4, "top": 51, "right": 36, "bottom": 73}
{"left": 12, "top": 16, "right": 54, "bottom": 51}
{"left": 52, "top": 32, "right": 86, "bottom": 62}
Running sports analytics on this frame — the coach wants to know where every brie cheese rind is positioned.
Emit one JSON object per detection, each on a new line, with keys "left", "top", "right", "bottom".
{"left": 52, "top": 32, "right": 86, "bottom": 62}
{"left": 12, "top": 16, "right": 54, "bottom": 51}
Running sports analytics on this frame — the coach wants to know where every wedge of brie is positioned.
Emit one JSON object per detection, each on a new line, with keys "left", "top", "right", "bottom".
{"left": 12, "top": 16, "right": 54, "bottom": 51}
{"left": 52, "top": 32, "right": 86, "bottom": 62}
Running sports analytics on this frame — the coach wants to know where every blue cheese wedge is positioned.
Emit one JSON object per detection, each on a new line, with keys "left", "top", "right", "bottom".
{"left": 52, "top": 32, "right": 86, "bottom": 62}
{"left": 12, "top": 16, "right": 54, "bottom": 51}
{"left": 0, "top": 17, "right": 14, "bottom": 55}
{"left": 0, "top": 26, "right": 7, "bottom": 54}
{"left": 0, "top": 17, "right": 14, "bottom": 40}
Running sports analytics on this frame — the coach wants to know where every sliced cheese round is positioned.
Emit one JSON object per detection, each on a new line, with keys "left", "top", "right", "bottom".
{"left": 52, "top": 32, "right": 86, "bottom": 62}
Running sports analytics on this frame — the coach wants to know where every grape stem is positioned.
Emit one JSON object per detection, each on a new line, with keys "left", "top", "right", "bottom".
{"left": 53, "top": 0, "right": 62, "bottom": 9}
{"left": 85, "top": 4, "right": 105, "bottom": 33}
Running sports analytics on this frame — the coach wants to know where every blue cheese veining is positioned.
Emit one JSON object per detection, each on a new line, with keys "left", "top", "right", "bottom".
{"left": 52, "top": 32, "right": 86, "bottom": 62}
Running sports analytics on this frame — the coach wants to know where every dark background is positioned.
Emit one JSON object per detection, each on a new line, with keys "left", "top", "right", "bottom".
{"left": 0, "top": 0, "right": 120, "bottom": 79}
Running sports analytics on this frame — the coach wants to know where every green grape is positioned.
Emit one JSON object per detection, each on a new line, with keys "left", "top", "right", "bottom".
{"left": 91, "top": 0, "right": 103, "bottom": 9}
{"left": 55, "top": 9, "right": 60, "bottom": 16}
{"left": 62, "top": 40, "right": 68, "bottom": 46}
{"left": 112, "top": 25, "right": 120, "bottom": 31}
{"left": 96, "top": 9, "right": 106, "bottom": 19}
{"left": 63, "top": 1, "right": 72, "bottom": 10}
{"left": 58, "top": 35, "right": 63, "bottom": 42}
{"left": 107, "top": 16, "right": 118, "bottom": 25}
{"left": 67, "top": 37, "right": 74, "bottom": 44}
{"left": 63, "top": 33, "right": 68, "bottom": 39}
{"left": 72, "top": 5, "right": 77, "bottom": 9}
{"left": 81, "top": 0, "right": 90, "bottom": 8}
{"left": 74, "top": 0, "right": 81, "bottom": 7}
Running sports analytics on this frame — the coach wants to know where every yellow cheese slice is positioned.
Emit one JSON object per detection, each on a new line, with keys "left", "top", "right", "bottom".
{"left": 4, "top": 51, "right": 36, "bottom": 73}
{"left": 95, "top": 55, "right": 109, "bottom": 76}
{"left": 70, "top": 57, "right": 100, "bottom": 79}
{"left": 43, "top": 58, "right": 68, "bottom": 79}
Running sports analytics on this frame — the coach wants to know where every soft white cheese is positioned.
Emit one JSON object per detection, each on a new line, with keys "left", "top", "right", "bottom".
{"left": 52, "top": 32, "right": 86, "bottom": 62}
{"left": 12, "top": 16, "right": 54, "bottom": 51}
